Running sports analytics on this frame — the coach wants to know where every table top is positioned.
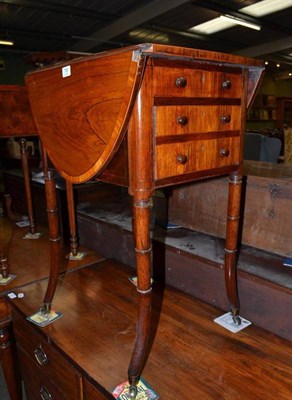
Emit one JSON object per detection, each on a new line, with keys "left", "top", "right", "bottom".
{"left": 0, "top": 85, "right": 38, "bottom": 138}
{"left": 26, "top": 44, "right": 265, "bottom": 184}
{"left": 8, "top": 259, "right": 292, "bottom": 399}
{"left": 0, "top": 217, "right": 103, "bottom": 297}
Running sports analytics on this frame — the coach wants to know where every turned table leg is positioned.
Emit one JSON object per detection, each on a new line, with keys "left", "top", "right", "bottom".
{"left": 19, "top": 138, "right": 36, "bottom": 235}
{"left": 225, "top": 171, "right": 242, "bottom": 325}
{"left": 41, "top": 167, "right": 62, "bottom": 312}
{"left": 0, "top": 217, "right": 9, "bottom": 279}
{"left": 128, "top": 196, "right": 152, "bottom": 399}
{"left": 66, "top": 181, "right": 78, "bottom": 257}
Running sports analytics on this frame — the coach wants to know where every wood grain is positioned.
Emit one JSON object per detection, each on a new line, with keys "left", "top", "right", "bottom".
{"left": 0, "top": 85, "right": 37, "bottom": 137}
{"left": 9, "top": 259, "right": 292, "bottom": 400}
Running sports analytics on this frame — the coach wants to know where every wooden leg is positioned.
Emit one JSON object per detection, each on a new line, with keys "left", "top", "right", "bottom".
{"left": 128, "top": 197, "right": 152, "bottom": 399}
{"left": 3, "top": 194, "right": 23, "bottom": 223}
{"left": 41, "top": 168, "right": 61, "bottom": 312}
{"left": 66, "top": 181, "right": 78, "bottom": 257}
{"left": 225, "top": 172, "right": 242, "bottom": 325}
{"left": 0, "top": 299, "right": 21, "bottom": 400}
{"left": 20, "top": 138, "right": 36, "bottom": 235}
{"left": 0, "top": 217, "right": 9, "bottom": 279}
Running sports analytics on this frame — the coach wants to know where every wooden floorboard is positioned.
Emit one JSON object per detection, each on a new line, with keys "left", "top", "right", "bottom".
{"left": 9, "top": 259, "right": 292, "bottom": 400}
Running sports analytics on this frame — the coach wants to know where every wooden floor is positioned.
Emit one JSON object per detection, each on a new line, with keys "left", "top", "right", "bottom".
{"left": 9, "top": 258, "right": 292, "bottom": 400}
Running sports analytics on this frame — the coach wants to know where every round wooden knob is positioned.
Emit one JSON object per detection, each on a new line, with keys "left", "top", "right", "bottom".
{"left": 219, "top": 148, "right": 230, "bottom": 157}
{"left": 222, "top": 80, "right": 232, "bottom": 89}
{"left": 177, "top": 116, "right": 188, "bottom": 125}
{"left": 221, "top": 114, "right": 231, "bottom": 123}
{"left": 175, "top": 77, "right": 187, "bottom": 88}
{"left": 177, "top": 154, "right": 188, "bottom": 164}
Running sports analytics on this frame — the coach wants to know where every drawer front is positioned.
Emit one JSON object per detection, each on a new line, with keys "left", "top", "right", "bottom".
{"left": 155, "top": 137, "right": 240, "bottom": 180}
{"left": 18, "top": 346, "right": 72, "bottom": 400}
{"left": 155, "top": 105, "right": 241, "bottom": 136}
{"left": 83, "top": 377, "right": 114, "bottom": 400}
{"left": 12, "top": 312, "right": 80, "bottom": 399}
{"left": 153, "top": 67, "right": 242, "bottom": 98}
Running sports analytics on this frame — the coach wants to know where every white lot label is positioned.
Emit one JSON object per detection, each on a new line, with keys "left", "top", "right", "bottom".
{"left": 62, "top": 65, "right": 71, "bottom": 78}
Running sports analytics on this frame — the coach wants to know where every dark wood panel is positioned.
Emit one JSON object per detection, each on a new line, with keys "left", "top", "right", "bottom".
{"left": 9, "top": 260, "right": 292, "bottom": 399}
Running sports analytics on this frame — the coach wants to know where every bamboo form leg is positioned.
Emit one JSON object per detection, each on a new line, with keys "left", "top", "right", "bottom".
{"left": 41, "top": 167, "right": 61, "bottom": 313}
{"left": 19, "top": 138, "right": 36, "bottom": 234}
{"left": 0, "top": 217, "right": 9, "bottom": 279}
{"left": 3, "top": 194, "right": 21, "bottom": 222}
{"left": 128, "top": 197, "right": 152, "bottom": 399}
{"left": 66, "top": 181, "right": 78, "bottom": 257}
{"left": 225, "top": 172, "right": 242, "bottom": 325}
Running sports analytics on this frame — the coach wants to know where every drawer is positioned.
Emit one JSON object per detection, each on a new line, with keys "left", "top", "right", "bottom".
{"left": 12, "top": 312, "right": 80, "bottom": 399}
{"left": 153, "top": 67, "right": 242, "bottom": 98}
{"left": 155, "top": 137, "right": 240, "bottom": 180}
{"left": 18, "top": 346, "right": 73, "bottom": 400}
{"left": 83, "top": 377, "right": 114, "bottom": 400}
{"left": 155, "top": 105, "right": 241, "bottom": 136}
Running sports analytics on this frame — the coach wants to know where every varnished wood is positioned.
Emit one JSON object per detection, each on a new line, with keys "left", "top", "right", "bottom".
{"left": 41, "top": 148, "right": 62, "bottom": 311}
{"left": 66, "top": 180, "right": 78, "bottom": 256}
{"left": 0, "top": 298, "right": 20, "bottom": 400}
{"left": 26, "top": 43, "right": 264, "bottom": 395}
{"left": 0, "top": 215, "right": 104, "bottom": 399}
{"left": 8, "top": 260, "right": 292, "bottom": 399}
{"left": 26, "top": 48, "right": 147, "bottom": 183}
{"left": 0, "top": 216, "right": 9, "bottom": 279}
{"left": 0, "top": 85, "right": 37, "bottom": 137}
{"left": 225, "top": 172, "right": 243, "bottom": 321}
{"left": 0, "top": 85, "right": 38, "bottom": 251}
{"left": 19, "top": 138, "right": 36, "bottom": 234}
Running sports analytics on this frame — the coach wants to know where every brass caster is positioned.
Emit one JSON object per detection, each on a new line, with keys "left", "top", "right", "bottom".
{"left": 129, "top": 385, "right": 137, "bottom": 399}
{"left": 232, "top": 314, "right": 241, "bottom": 326}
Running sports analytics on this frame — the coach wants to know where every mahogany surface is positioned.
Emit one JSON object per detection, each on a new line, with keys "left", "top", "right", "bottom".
{"left": 25, "top": 43, "right": 265, "bottom": 394}
{"left": 0, "top": 85, "right": 37, "bottom": 137}
{"left": 26, "top": 43, "right": 264, "bottom": 184}
{"left": 0, "top": 85, "right": 38, "bottom": 241}
{"left": 9, "top": 259, "right": 292, "bottom": 400}
{"left": 0, "top": 216, "right": 104, "bottom": 400}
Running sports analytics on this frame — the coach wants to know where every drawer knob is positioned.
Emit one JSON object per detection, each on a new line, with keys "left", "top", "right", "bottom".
{"left": 175, "top": 77, "right": 187, "bottom": 88}
{"left": 221, "top": 114, "right": 231, "bottom": 123}
{"left": 177, "top": 116, "right": 188, "bottom": 126}
{"left": 177, "top": 154, "right": 188, "bottom": 164}
{"left": 222, "top": 80, "right": 232, "bottom": 89}
{"left": 40, "top": 386, "right": 52, "bottom": 400}
{"left": 34, "top": 345, "right": 48, "bottom": 366}
{"left": 220, "top": 148, "right": 230, "bottom": 157}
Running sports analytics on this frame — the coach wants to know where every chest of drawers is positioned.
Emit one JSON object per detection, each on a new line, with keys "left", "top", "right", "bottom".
{"left": 25, "top": 43, "right": 264, "bottom": 398}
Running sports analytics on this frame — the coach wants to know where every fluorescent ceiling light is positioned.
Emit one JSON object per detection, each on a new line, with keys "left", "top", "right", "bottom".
{"left": 220, "top": 15, "right": 261, "bottom": 31}
{"left": 0, "top": 39, "right": 14, "bottom": 46}
{"left": 241, "top": 0, "right": 292, "bottom": 17}
{"left": 189, "top": 0, "right": 291, "bottom": 34}
{"left": 189, "top": 18, "right": 234, "bottom": 34}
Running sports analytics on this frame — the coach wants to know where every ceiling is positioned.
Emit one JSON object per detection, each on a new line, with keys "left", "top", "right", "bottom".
{"left": 0, "top": 0, "right": 292, "bottom": 79}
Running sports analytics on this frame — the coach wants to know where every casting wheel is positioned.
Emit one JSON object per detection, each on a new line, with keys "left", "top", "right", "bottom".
{"left": 129, "top": 385, "right": 137, "bottom": 399}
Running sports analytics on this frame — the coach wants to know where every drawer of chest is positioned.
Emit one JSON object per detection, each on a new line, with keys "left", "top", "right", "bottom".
{"left": 12, "top": 312, "right": 80, "bottom": 399}
{"left": 155, "top": 136, "right": 240, "bottom": 180}
{"left": 18, "top": 346, "right": 73, "bottom": 400}
{"left": 153, "top": 67, "right": 242, "bottom": 98}
{"left": 155, "top": 105, "right": 241, "bottom": 136}
{"left": 83, "top": 377, "right": 114, "bottom": 399}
